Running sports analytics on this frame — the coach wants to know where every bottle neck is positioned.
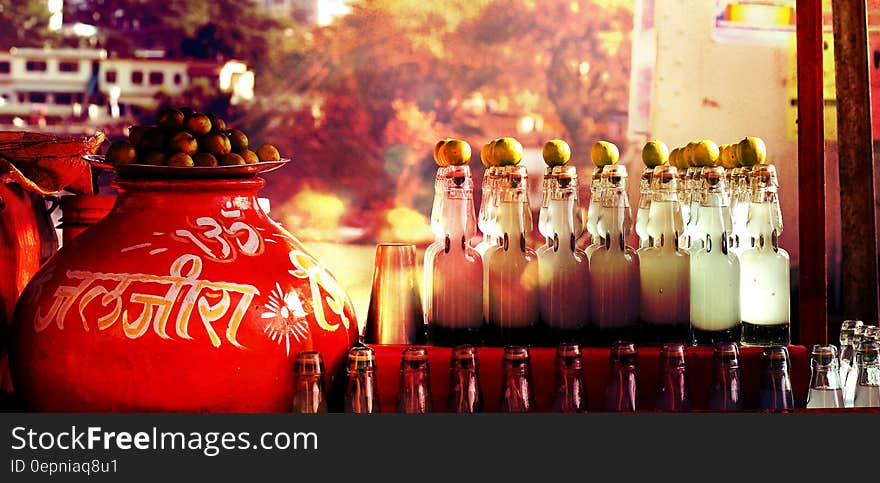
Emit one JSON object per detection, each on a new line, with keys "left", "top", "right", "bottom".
{"left": 598, "top": 182, "right": 632, "bottom": 251}
{"left": 810, "top": 364, "right": 842, "bottom": 390}
{"left": 747, "top": 191, "right": 780, "bottom": 250}
{"left": 345, "top": 370, "right": 379, "bottom": 414}
{"left": 293, "top": 375, "right": 326, "bottom": 413}
{"left": 398, "top": 368, "right": 432, "bottom": 413}
{"left": 434, "top": 167, "right": 477, "bottom": 241}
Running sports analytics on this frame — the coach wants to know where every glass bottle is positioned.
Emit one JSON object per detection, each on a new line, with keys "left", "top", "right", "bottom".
{"left": 476, "top": 142, "right": 501, "bottom": 330}
{"left": 537, "top": 149, "right": 589, "bottom": 343}
{"left": 635, "top": 163, "right": 654, "bottom": 249}
{"left": 638, "top": 165, "right": 690, "bottom": 344}
{"left": 681, "top": 166, "right": 704, "bottom": 252}
{"left": 589, "top": 165, "right": 640, "bottom": 345}
{"left": 806, "top": 344, "right": 844, "bottom": 409}
{"left": 500, "top": 345, "right": 536, "bottom": 413}
{"left": 759, "top": 346, "right": 794, "bottom": 412}
{"left": 448, "top": 344, "right": 483, "bottom": 413}
{"left": 690, "top": 166, "right": 740, "bottom": 345}
{"left": 344, "top": 346, "right": 380, "bottom": 414}
{"left": 397, "top": 347, "right": 432, "bottom": 414}
{"left": 485, "top": 164, "right": 539, "bottom": 346}
{"left": 292, "top": 351, "right": 328, "bottom": 414}
{"left": 839, "top": 319, "right": 863, "bottom": 407}
{"left": 708, "top": 342, "right": 744, "bottom": 411}
{"left": 655, "top": 343, "right": 690, "bottom": 411}
{"left": 552, "top": 342, "right": 587, "bottom": 413}
{"left": 740, "top": 165, "right": 790, "bottom": 346}
{"left": 424, "top": 142, "right": 484, "bottom": 346}
{"left": 729, "top": 166, "right": 751, "bottom": 256}
{"left": 583, "top": 165, "right": 605, "bottom": 257}
{"left": 604, "top": 341, "right": 638, "bottom": 412}
{"left": 475, "top": 160, "right": 501, "bottom": 259}
{"left": 853, "top": 339, "right": 880, "bottom": 408}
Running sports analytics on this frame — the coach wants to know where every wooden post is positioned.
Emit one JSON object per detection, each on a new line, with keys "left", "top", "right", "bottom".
{"left": 832, "top": 0, "right": 880, "bottom": 327}
{"left": 796, "top": 0, "right": 828, "bottom": 346}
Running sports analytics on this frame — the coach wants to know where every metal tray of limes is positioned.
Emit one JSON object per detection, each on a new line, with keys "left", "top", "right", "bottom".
{"left": 84, "top": 155, "right": 289, "bottom": 178}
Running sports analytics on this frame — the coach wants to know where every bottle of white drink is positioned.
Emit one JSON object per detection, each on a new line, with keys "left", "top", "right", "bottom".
{"left": 636, "top": 141, "right": 668, "bottom": 249}
{"left": 690, "top": 166, "right": 741, "bottom": 345}
{"left": 584, "top": 141, "right": 619, "bottom": 259}
{"left": 537, "top": 140, "right": 589, "bottom": 343}
{"left": 729, "top": 137, "right": 768, "bottom": 255}
{"left": 684, "top": 140, "right": 721, "bottom": 253}
{"left": 740, "top": 164, "right": 790, "bottom": 346}
{"left": 638, "top": 164, "right": 690, "bottom": 344}
{"left": 484, "top": 137, "right": 539, "bottom": 345}
{"left": 424, "top": 139, "right": 484, "bottom": 346}
{"left": 590, "top": 163, "right": 641, "bottom": 345}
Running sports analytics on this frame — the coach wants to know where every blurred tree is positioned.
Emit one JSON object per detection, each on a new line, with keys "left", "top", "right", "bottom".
{"left": 250, "top": 0, "right": 632, "bottom": 240}
{"left": 0, "top": 0, "right": 55, "bottom": 47}
{"left": 65, "top": 0, "right": 287, "bottom": 65}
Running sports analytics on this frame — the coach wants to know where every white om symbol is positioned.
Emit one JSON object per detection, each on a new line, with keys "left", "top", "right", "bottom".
{"left": 174, "top": 203, "right": 261, "bottom": 261}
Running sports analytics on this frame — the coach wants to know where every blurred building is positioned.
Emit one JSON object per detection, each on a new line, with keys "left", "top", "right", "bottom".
{"left": 258, "top": 0, "right": 319, "bottom": 24}
{"left": 0, "top": 47, "right": 253, "bottom": 128}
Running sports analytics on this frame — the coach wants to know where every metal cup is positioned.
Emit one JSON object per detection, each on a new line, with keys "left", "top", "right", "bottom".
{"left": 363, "top": 243, "right": 426, "bottom": 344}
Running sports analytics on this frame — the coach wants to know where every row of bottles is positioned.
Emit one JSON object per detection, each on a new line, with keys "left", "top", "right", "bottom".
{"left": 828, "top": 320, "right": 880, "bottom": 408}
{"left": 423, "top": 136, "right": 789, "bottom": 348}
{"left": 291, "top": 342, "right": 838, "bottom": 413}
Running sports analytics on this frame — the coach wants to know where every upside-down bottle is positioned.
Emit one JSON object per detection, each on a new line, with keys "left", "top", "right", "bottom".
{"left": 484, "top": 138, "right": 539, "bottom": 346}
{"left": 448, "top": 344, "right": 483, "bottom": 413}
{"left": 853, "top": 339, "right": 880, "bottom": 408}
{"left": 424, "top": 139, "right": 483, "bottom": 346}
{"left": 759, "top": 346, "right": 794, "bottom": 412}
{"left": 605, "top": 341, "right": 638, "bottom": 412}
{"left": 537, "top": 140, "right": 589, "bottom": 343}
{"left": 655, "top": 343, "right": 690, "bottom": 412}
{"left": 344, "top": 346, "right": 380, "bottom": 414}
{"left": 806, "top": 344, "right": 844, "bottom": 409}
{"left": 708, "top": 342, "right": 744, "bottom": 411}
{"left": 397, "top": 347, "right": 433, "bottom": 414}
{"left": 552, "top": 343, "right": 587, "bottom": 413}
{"left": 292, "top": 351, "right": 328, "bottom": 414}
{"left": 590, "top": 164, "right": 640, "bottom": 345}
{"left": 500, "top": 345, "right": 536, "bottom": 413}
{"left": 638, "top": 164, "right": 689, "bottom": 344}
{"left": 690, "top": 166, "right": 740, "bottom": 345}
{"left": 740, "top": 165, "right": 790, "bottom": 346}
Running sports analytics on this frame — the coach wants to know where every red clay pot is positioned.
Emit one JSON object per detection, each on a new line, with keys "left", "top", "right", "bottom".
{"left": 10, "top": 175, "right": 359, "bottom": 412}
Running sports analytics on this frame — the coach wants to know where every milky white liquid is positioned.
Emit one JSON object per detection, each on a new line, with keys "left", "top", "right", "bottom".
{"left": 690, "top": 205, "right": 740, "bottom": 332}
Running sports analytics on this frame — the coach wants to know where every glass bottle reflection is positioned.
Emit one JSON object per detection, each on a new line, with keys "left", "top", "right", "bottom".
{"left": 500, "top": 345, "right": 536, "bottom": 413}
{"left": 655, "top": 343, "right": 690, "bottom": 411}
{"left": 806, "top": 344, "right": 844, "bottom": 409}
{"left": 759, "top": 346, "right": 794, "bottom": 412}
{"left": 604, "top": 341, "right": 638, "bottom": 412}
{"left": 708, "top": 342, "right": 743, "bottom": 411}
{"left": 397, "top": 347, "right": 432, "bottom": 414}
{"left": 292, "top": 351, "right": 328, "bottom": 414}
{"left": 552, "top": 343, "right": 587, "bottom": 413}
{"left": 344, "top": 346, "right": 380, "bottom": 414}
{"left": 448, "top": 344, "right": 483, "bottom": 413}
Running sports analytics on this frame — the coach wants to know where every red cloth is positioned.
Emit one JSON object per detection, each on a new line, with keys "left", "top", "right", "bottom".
{"left": 368, "top": 345, "right": 809, "bottom": 413}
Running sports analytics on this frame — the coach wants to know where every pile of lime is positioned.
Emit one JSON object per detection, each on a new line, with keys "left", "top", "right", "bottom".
{"left": 105, "top": 107, "right": 282, "bottom": 167}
